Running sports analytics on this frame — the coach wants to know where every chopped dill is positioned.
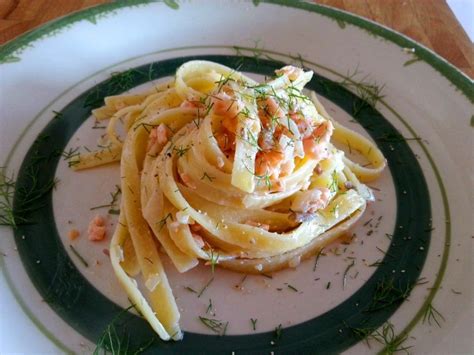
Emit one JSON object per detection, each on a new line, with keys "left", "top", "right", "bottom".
{"left": 173, "top": 145, "right": 191, "bottom": 157}
{"left": 287, "top": 284, "right": 298, "bottom": 292}
{"left": 207, "top": 249, "right": 219, "bottom": 274}
{"left": 250, "top": 318, "right": 258, "bottom": 331}
{"left": 94, "top": 305, "right": 154, "bottom": 354}
{"left": 313, "top": 248, "right": 325, "bottom": 272}
{"left": 274, "top": 324, "right": 283, "bottom": 340}
{"left": 201, "top": 172, "right": 216, "bottom": 182}
{"left": 328, "top": 170, "right": 339, "bottom": 193}
{"left": 343, "top": 260, "right": 355, "bottom": 290}
{"left": 365, "top": 278, "right": 411, "bottom": 313}
{"left": 0, "top": 167, "right": 59, "bottom": 228}
{"left": 347, "top": 321, "right": 412, "bottom": 354}
{"left": 84, "top": 69, "right": 141, "bottom": 109}
{"left": 198, "top": 316, "right": 228, "bottom": 336}
{"left": 184, "top": 286, "right": 197, "bottom": 294}
{"left": 206, "top": 298, "right": 213, "bottom": 315}
{"left": 69, "top": 245, "right": 89, "bottom": 268}
{"left": 157, "top": 212, "right": 172, "bottom": 232}
{"left": 198, "top": 277, "right": 214, "bottom": 298}
{"left": 52, "top": 110, "right": 63, "bottom": 119}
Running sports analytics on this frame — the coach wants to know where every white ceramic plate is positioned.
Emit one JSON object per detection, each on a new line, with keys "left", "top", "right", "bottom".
{"left": 0, "top": 1, "right": 472, "bottom": 353}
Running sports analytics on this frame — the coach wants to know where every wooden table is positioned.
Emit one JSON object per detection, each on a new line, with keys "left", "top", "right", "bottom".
{"left": 0, "top": 0, "right": 472, "bottom": 78}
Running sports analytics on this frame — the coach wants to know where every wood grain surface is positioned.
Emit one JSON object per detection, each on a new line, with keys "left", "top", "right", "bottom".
{"left": 0, "top": 0, "right": 472, "bottom": 78}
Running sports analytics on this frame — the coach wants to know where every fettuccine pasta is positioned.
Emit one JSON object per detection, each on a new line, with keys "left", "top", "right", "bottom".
{"left": 75, "top": 61, "right": 386, "bottom": 340}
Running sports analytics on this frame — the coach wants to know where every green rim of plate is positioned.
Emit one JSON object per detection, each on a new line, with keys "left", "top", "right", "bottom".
{"left": 12, "top": 55, "right": 431, "bottom": 353}
{"left": 0, "top": 0, "right": 472, "bottom": 102}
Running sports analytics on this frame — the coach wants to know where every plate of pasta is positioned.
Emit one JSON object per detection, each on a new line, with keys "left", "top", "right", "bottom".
{"left": 0, "top": 1, "right": 472, "bottom": 354}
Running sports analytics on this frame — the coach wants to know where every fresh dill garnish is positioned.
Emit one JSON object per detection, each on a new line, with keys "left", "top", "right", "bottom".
{"left": 250, "top": 318, "right": 258, "bottom": 331}
{"left": 365, "top": 278, "right": 411, "bottom": 313}
{"left": 261, "top": 273, "right": 273, "bottom": 279}
{"left": 69, "top": 245, "right": 89, "bottom": 268}
{"left": 0, "top": 169, "right": 17, "bottom": 227}
{"left": 94, "top": 305, "right": 154, "bottom": 354}
{"left": 92, "top": 120, "right": 106, "bottom": 129}
{"left": 347, "top": 321, "right": 412, "bottom": 354}
{"left": 61, "top": 147, "right": 81, "bottom": 162}
{"left": 403, "top": 57, "right": 421, "bottom": 67}
{"left": 375, "top": 246, "right": 394, "bottom": 258}
{"left": 0, "top": 167, "right": 59, "bottom": 228}
{"left": 274, "top": 324, "right": 283, "bottom": 340}
{"left": 52, "top": 110, "right": 63, "bottom": 119}
{"left": 206, "top": 249, "right": 219, "bottom": 274}
{"left": 287, "top": 284, "right": 298, "bottom": 292}
{"left": 328, "top": 170, "right": 339, "bottom": 193}
{"left": 234, "top": 274, "right": 247, "bottom": 290}
{"left": 329, "top": 203, "right": 340, "bottom": 216}
{"left": 343, "top": 260, "right": 355, "bottom": 290}
{"left": 201, "top": 172, "right": 216, "bottom": 182}
{"left": 339, "top": 68, "right": 385, "bottom": 117}
{"left": 336, "top": 19, "right": 346, "bottom": 29}
{"left": 422, "top": 303, "right": 445, "bottom": 327}
{"left": 84, "top": 69, "right": 141, "bottom": 109}
{"left": 184, "top": 286, "right": 197, "bottom": 293}
{"left": 206, "top": 298, "right": 213, "bottom": 314}
{"left": 197, "top": 277, "right": 214, "bottom": 298}
{"left": 368, "top": 259, "right": 385, "bottom": 267}
{"left": 450, "top": 288, "right": 462, "bottom": 295}
{"left": 173, "top": 145, "right": 191, "bottom": 157}
{"left": 90, "top": 185, "right": 121, "bottom": 214}
{"left": 326, "top": 281, "right": 331, "bottom": 289}
{"left": 376, "top": 133, "right": 421, "bottom": 143}
{"left": 198, "top": 316, "right": 228, "bottom": 336}
{"left": 313, "top": 248, "right": 325, "bottom": 272}
{"left": 157, "top": 212, "right": 172, "bottom": 232}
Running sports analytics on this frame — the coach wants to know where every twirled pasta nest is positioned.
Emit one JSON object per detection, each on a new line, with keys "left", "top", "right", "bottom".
{"left": 73, "top": 61, "right": 386, "bottom": 340}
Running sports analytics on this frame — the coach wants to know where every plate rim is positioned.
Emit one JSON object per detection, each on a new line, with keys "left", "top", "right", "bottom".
{"left": 0, "top": 0, "right": 472, "bottom": 102}
{"left": 0, "top": 0, "right": 466, "bottom": 352}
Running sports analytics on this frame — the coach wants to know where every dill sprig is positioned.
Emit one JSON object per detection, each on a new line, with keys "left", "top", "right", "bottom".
{"left": 250, "top": 318, "right": 258, "bottom": 331}
{"left": 376, "top": 133, "right": 421, "bottom": 143}
{"left": 94, "top": 305, "right": 154, "bottom": 355}
{"left": 313, "top": 248, "right": 325, "bottom": 272}
{"left": 365, "top": 278, "right": 411, "bottom": 313}
{"left": 328, "top": 170, "right": 339, "bottom": 193}
{"left": 198, "top": 316, "right": 228, "bottom": 336}
{"left": 287, "top": 284, "right": 298, "bottom": 292}
{"left": 157, "top": 212, "right": 172, "bottom": 232}
{"left": 184, "top": 286, "right": 197, "bottom": 293}
{"left": 348, "top": 321, "right": 412, "bottom": 354}
{"left": 197, "top": 277, "right": 214, "bottom": 298}
{"left": 69, "top": 245, "right": 89, "bottom": 268}
{"left": 0, "top": 166, "right": 59, "bottom": 228}
{"left": 206, "top": 298, "right": 213, "bottom": 315}
{"left": 422, "top": 303, "right": 445, "bottom": 327}
{"left": 201, "top": 172, "right": 216, "bottom": 182}
{"left": 0, "top": 168, "right": 17, "bottom": 227}
{"left": 339, "top": 68, "right": 385, "bottom": 117}
{"left": 342, "top": 260, "right": 355, "bottom": 290}
{"left": 274, "top": 324, "right": 283, "bottom": 340}
{"left": 90, "top": 185, "right": 121, "bottom": 214}
{"left": 84, "top": 69, "right": 141, "bottom": 109}
{"left": 206, "top": 248, "right": 219, "bottom": 274}
{"left": 173, "top": 145, "right": 191, "bottom": 157}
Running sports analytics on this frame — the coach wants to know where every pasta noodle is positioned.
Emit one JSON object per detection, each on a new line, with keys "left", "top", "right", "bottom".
{"left": 75, "top": 61, "right": 386, "bottom": 340}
